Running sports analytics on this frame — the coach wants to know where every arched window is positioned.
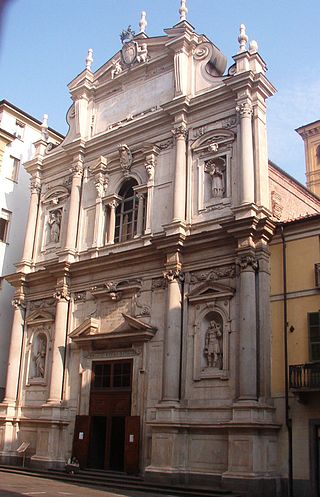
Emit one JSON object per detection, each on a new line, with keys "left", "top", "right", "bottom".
{"left": 114, "top": 178, "right": 139, "bottom": 243}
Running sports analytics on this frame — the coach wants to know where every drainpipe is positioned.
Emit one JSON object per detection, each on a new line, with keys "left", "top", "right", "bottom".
{"left": 280, "top": 224, "right": 293, "bottom": 497}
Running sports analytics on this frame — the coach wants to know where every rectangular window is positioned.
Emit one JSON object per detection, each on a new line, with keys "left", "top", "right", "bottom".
{"left": 0, "top": 210, "right": 11, "bottom": 243}
{"left": 92, "top": 361, "right": 132, "bottom": 390}
{"left": 308, "top": 312, "right": 320, "bottom": 362}
{"left": 14, "top": 120, "right": 25, "bottom": 140}
{"left": 8, "top": 155, "right": 20, "bottom": 182}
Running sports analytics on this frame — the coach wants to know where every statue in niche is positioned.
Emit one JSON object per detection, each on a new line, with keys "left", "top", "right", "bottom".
{"left": 204, "top": 156, "right": 226, "bottom": 198}
{"left": 33, "top": 334, "right": 47, "bottom": 378}
{"left": 118, "top": 144, "right": 133, "bottom": 176}
{"left": 204, "top": 319, "right": 223, "bottom": 369}
{"left": 47, "top": 209, "right": 62, "bottom": 243}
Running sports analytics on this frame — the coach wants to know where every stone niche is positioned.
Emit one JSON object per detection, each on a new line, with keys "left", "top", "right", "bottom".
{"left": 25, "top": 310, "right": 54, "bottom": 387}
{"left": 188, "top": 281, "right": 234, "bottom": 381}
{"left": 191, "top": 128, "right": 235, "bottom": 216}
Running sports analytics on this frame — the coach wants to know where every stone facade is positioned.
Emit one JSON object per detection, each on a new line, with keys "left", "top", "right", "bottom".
{"left": 1, "top": 8, "right": 320, "bottom": 497}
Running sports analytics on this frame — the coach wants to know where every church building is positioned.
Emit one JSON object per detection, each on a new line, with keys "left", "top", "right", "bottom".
{"left": 1, "top": 3, "right": 320, "bottom": 496}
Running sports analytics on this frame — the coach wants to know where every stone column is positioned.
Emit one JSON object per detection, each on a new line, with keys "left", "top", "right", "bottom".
{"left": 21, "top": 178, "right": 41, "bottom": 263}
{"left": 136, "top": 193, "right": 145, "bottom": 237}
{"left": 64, "top": 158, "right": 83, "bottom": 252}
{"left": 238, "top": 254, "right": 258, "bottom": 400}
{"left": 162, "top": 270, "right": 182, "bottom": 403}
{"left": 257, "top": 245, "right": 272, "bottom": 401}
{"left": 3, "top": 299, "right": 25, "bottom": 403}
{"left": 172, "top": 124, "right": 187, "bottom": 223}
{"left": 237, "top": 101, "right": 255, "bottom": 204}
{"left": 107, "top": 200, "right": 118, "bottom": 244}
{"left": 144, "top": 155, "right": 156, "bottom": 234}
{"left": 47, "top": 290, "right": 70, "bottom": 404}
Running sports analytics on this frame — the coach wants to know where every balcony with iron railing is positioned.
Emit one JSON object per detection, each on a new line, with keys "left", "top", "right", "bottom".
{"left": 289, "top": 362, "right": 320, "bottom": 392}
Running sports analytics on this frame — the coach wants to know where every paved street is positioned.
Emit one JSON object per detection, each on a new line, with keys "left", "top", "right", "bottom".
{"left": 0, "top": 472, "right": 176, "bottom": 497}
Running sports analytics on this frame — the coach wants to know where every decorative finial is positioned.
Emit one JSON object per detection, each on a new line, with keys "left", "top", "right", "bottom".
{"left": 238, "top": 24, "right": 248, "bottom": 53}
{"left": 139, "top": 11, "right": 147, "bottom": 33}
{"left": 86, "top": 48, "right": 93, "bottom": 70}
{"left": 41, "top": 114, "right": 48, "bottom": 141}
{"left": 249, "top": 40, "right": 258, "bottom": 54}
{"left": 179, "top": 0, "right": 188, "bottom": 22}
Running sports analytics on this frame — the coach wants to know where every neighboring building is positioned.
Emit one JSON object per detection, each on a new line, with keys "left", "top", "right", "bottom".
{"left": 270, "top": 144, "right": 320, "bottom": 495}
{"left": 0, "top": 100, "right": 63, "bottom": 401}
{"left": 296, "top": 120, "right": 320, "bottom": 197}
{"left": 0, "top": 5, "right": 320, "bottom": 497}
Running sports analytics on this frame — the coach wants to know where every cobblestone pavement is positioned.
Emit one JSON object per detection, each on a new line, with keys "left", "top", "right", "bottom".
{"left": 0, "top": 472, "right": 176, "bottom": 497}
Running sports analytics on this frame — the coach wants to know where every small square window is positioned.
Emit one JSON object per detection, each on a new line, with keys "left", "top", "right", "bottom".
{"left": 14, "top": 120, "right": 25, "bottom": 140}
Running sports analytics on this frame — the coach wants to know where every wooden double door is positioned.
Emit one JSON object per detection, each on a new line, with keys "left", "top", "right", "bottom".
{"left": 72, "top": 360, "right": 140, "bottom": 474}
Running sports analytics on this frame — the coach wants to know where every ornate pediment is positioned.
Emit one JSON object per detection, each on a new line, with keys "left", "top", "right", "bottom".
{"left": 69, "top": 318, "right": 100, "bottom": 338}
{"left": 191, "top": 128, "right": 236, "bottom": 154}
{"left": 188, "top": 281, "right": 235, "bottom": 304}
{"left": 26, "top": 310, "right": 55, "bottom": 326}
{"left": 69, "top": 313, "right": 156, "bottom": 349}
{"left": 42, "top": 185, "right": 69, "bottom": 205}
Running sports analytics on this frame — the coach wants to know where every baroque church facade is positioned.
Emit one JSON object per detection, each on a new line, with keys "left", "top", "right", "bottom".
{"left": 1, "top": 4, "right": 320, "bottom": 496}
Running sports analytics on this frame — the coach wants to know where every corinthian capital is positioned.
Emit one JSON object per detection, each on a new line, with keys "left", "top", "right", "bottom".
{"left": 163, "top": 269, "right": 184, "bottom": 283}
{"left": 236, "top": 101, "right": 253, "bottom": 117}
{"left": 239, "top": 255, "right": 258, "bottom": 271}
{"left": 172, "top": 123, "right": 188, "bottom": 140}
{"left": 30, "top": 177, "right": 41, "bottom": 194}
{"left": 12, "top": 298, "right": 25, "bottom": 309}
{"left": 70, "top": 162, "right": 84, "bottom": 178}
{"left": 53, "top": 287, "right": 70, "bottom": 301}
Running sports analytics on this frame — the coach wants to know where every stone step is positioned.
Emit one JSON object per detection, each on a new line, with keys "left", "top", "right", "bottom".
{"left": 0, "top": 465, "right": 243, "bottom": 497}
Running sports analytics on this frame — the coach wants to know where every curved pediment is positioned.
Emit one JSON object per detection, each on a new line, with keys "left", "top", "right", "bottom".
{"left": 188, "top": 281, "right": 235, "bottom": 304}
{"left": 191, "top": 129, "right": 236, "bottom": 153}
{"left": 42, "top": 185, "right": 69, "bottom": 205}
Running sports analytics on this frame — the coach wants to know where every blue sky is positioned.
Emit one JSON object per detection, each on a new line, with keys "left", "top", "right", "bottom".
{"left": 1, "top": 0, "right": 319, "bottom": 184}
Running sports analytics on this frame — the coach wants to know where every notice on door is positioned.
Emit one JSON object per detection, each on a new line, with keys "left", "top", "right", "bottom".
{"left": 79, "top": 432, "right": 84, "bottom": 440}
{"left": 129, "top": 434, "right": 134, "bottom": 443}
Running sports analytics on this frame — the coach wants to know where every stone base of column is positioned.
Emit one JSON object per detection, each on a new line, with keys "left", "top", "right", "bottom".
{"left": 15, "top": 260, "right": 33, "bottom": 273}
{"left": 162, "top": 220, "right": 188, "bottom": 237}
{"left": 232, "top": 400, "right": 276, "bottom": 424}
{"left": 232, "top": 203, "right": 258, "bottom": 220}
{"left": 57, "top": 248, "right": 78, "bottom": 263}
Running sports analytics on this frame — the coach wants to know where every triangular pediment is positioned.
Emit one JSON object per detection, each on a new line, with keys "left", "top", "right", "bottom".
{"left": 26, "top": 310, "right": 54, "bottom": 326}
{"left": 188, "top": 281, "right": 235, "bottom": 304}
{"left": 69, "top": 313, "right": 157, "bottom": 349}
{"left": 69, "top": 318, "right": 100, "bottom": 338}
